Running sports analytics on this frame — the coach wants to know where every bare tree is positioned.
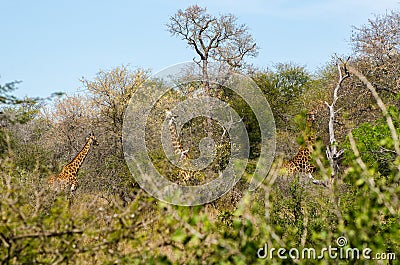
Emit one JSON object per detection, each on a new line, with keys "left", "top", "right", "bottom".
{"left": 351, "top": 11, "right": 400, "bottom": 64}
{"left": 166, "top": 5, "right": 258, "bottom": 93}
{"left": 351, "top": 11, "right": 400, "bottom": 96}
{"left": 324, "top": 61, "right": 350, "bottom": 182}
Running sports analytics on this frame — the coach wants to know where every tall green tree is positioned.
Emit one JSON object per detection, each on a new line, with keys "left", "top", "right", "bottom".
{"left": 253, "top": 63, "right": 312, "bottom": 128}
{"left": 0, "top": 80, "right": 42, "bottom": 156}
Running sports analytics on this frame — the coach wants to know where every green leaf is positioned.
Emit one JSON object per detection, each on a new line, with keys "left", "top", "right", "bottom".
{"left": 355, "top": 178, "right": 365, "bottom": 186}
{"left": 171, "top": 228, "right": 186, "bottom": 243}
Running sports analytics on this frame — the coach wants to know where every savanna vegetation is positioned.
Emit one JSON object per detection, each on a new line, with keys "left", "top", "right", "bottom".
{"left": 1, "top": 5, "right": 399, "bottom": 264}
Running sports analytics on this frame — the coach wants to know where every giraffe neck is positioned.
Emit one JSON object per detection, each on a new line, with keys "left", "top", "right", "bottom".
{"left": 167, "top": 116, "right": 189, "bottom": 160}
{"left": 304, "top": 113, "right": 316, "bottom": 146}
{"left": 282, "top": 110, "right": 317, "bottom": 174}
{"left": 66, "top": 138, "right": 93, "bottom": 171}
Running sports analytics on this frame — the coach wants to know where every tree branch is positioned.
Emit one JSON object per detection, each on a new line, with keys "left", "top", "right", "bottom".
{"left": 347, "top": 65, "right": 400, "bottom": 156}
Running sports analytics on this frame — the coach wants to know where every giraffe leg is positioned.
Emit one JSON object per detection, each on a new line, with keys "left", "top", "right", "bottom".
{"left": 67, "top": 195, "right": 74, "bottom": 208}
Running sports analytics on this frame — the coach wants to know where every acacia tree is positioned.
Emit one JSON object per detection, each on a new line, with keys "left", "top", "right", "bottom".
{"left": 80, "top": 66, "right": 149, "bottom": 199}
{"left": 41, "top": 95, "right": 97, "bottom": 172}
{"left": 351, "top": 11, "right": 400, "bottom": 97}
{"left": 81, "top": 65, "right": 149, "bottom": 160}
{"left": 352, "top": 11, "right": 400, "bottom": 65}
{"left": 0, "top": 80, "right": 44, "bottom": 158}
{"left": 0, "top": 81, "right": 41, "bottom": 126}
{"left": 167, "top": 5, "right": 258, "bottom": 93}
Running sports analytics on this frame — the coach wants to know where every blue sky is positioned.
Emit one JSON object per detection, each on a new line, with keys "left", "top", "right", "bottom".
{"left": 1, "top": 0, "right": 399, "bottom": 98}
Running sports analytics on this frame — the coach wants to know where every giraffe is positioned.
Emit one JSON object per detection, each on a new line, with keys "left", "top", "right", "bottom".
{"left": 165, "top": 110, "right": 190, "bottom": 162}
{"left": 48, "top": 133, "right": 98, "bottom": 193}
{"left": 281, "top": 109, "right": 318, "bottom": 175}
{"left": 165, "top": 110, "right": 195, "bottom": 184}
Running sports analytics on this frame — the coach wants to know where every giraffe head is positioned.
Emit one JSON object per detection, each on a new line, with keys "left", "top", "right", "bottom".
{"left": 86, "top": 132, "right": 99, "bottom": 146}
{"left": 165, "top": 110, "right": 177, "bottom": 122}
{"left": 306, "top": 100, "right": 326, "bottom": 124}
{"left": 306, "top": 110, "right": 316, "bottom": 124}
{"left": 165, "top": 110, "right": 178, "bottom": 125}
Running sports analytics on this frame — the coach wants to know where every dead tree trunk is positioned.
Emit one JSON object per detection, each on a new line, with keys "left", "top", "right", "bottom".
{"left": 324, "top": 62, "right": 349, "bottom": 183}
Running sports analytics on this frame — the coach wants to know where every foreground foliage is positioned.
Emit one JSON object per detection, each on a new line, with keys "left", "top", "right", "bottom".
{"left": 1, "top": 8, "right": 400, "bottom": 265}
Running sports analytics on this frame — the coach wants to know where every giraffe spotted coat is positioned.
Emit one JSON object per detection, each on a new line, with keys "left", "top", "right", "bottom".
{"left": 48, "top": 133, "right": 98, "bottom": 193}
{"left": 281, "top": 109, "right": 318, "bottom": 175}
